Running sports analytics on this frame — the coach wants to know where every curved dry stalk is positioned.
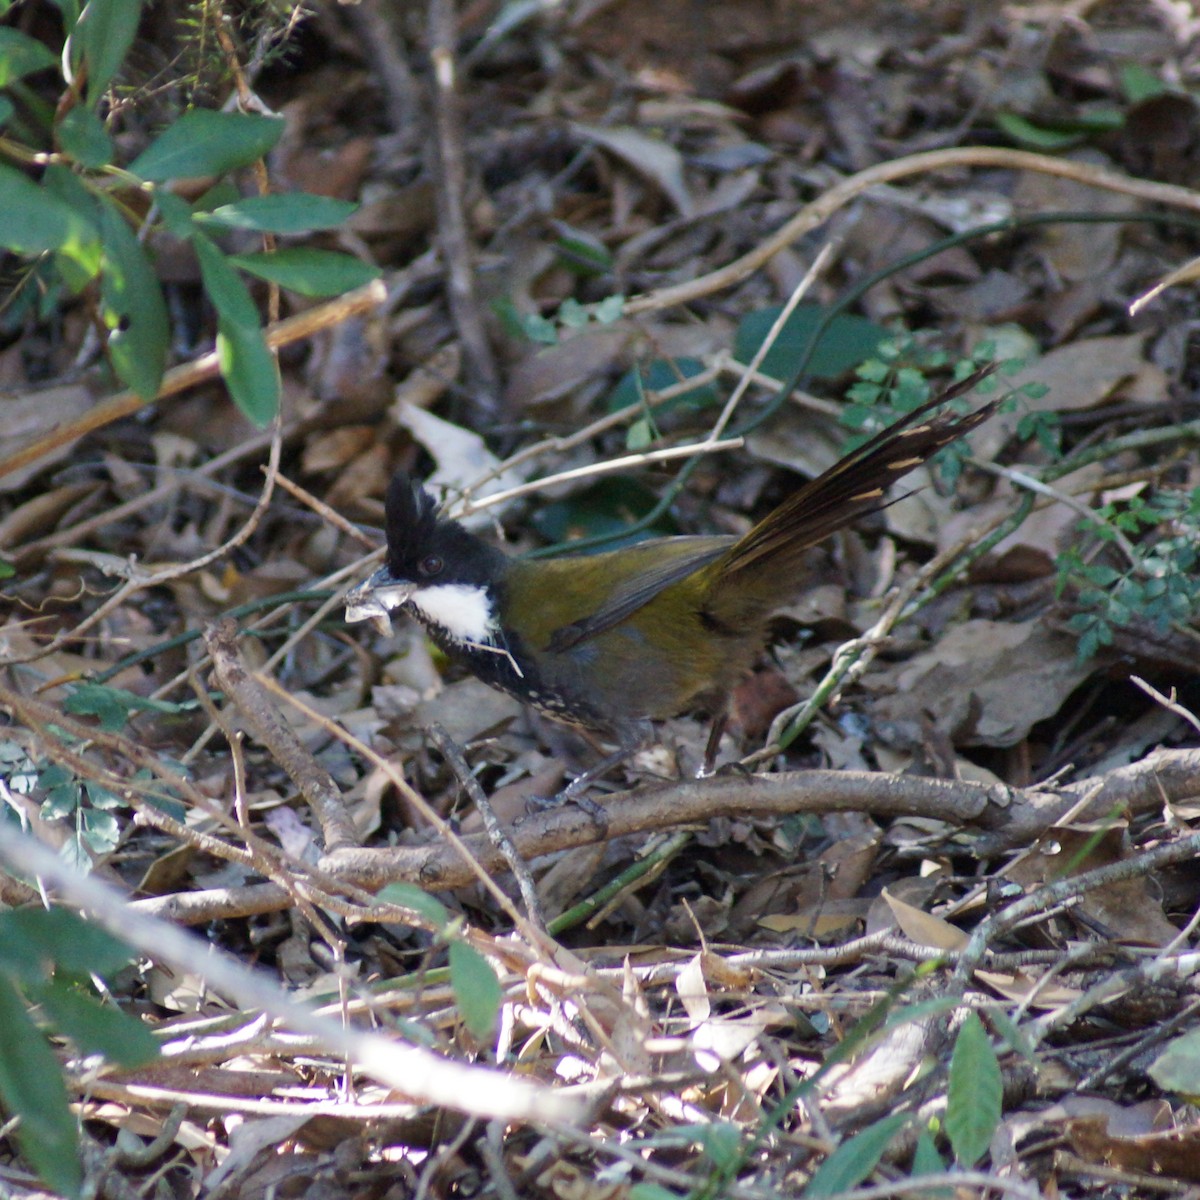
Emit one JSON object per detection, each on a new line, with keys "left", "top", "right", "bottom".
{"left": 0, "top": 279, "right": 386, "bottom": 483}
{"left": 625, "top": 147, "right": 1200, "bottom": 316}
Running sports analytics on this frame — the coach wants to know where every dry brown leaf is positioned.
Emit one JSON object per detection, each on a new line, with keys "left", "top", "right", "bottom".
{"left": 881, "top": 887, "right": 969, "bottom": 951}
{"left": 940, "top": 462, "right": 1106, "bottom": 578}
{"left": 301, "top": 425, "right": 376, "bottom": 474}
{"left": 502, "top": 324, "right": 636, "bottom": 412}
{"left": 869, "top": 619, "right": 1092, "bottom": 747}
{"left": 1008, "top": 825, "right": 1181, "bottom": 947}
{"left": 573, "top": 122, "right": 696, "bottom": 217}
{"left": 0, "top": 481, "right": 96, "bottom": 548}
{"left": 1067, "top": 1114, "right": 1200, "bottom": 1182}
{"left": 974, "top": 968, "right": 1083, "bottom": 1008}
{"left": 0, "top": 383, "right": 96, "bottom": 492}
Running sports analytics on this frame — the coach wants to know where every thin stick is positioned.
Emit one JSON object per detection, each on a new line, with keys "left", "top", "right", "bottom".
{"left": 427, "top": 0, "right": 499, "bottom": 412}
{"left": 706, "top": 241, "right": 835, "bottom": 445}
{"left": 430, "top": 724, "right": 547, "bottom": 930}
{"left": 273, "top": 470, "right": 378, "bottom": 549}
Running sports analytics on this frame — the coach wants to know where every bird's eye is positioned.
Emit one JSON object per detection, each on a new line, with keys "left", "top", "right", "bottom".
{"left": 418, "top": 554, "right": 444, "bottom": 577}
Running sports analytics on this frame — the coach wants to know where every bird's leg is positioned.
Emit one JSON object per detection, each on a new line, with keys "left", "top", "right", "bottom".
{"left": 528, "top": 719, "right": 654, "bottom": 826}
{"left": 699, "top": 710, "right": 729, "bottom": 777}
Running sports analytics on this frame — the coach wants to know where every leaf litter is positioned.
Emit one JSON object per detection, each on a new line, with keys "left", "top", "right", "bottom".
{"left": 4, "top": 1, "right": 1200, "bottom": 1197}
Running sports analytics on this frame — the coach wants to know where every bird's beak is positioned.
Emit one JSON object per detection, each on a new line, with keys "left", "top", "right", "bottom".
{"left": 345, "top": 567, "right": 415, "bottom": 637}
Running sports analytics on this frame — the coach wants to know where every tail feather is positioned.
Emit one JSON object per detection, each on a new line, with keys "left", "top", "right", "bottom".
{"left": 717, "top": 364, "right": 999, "bottom": 580}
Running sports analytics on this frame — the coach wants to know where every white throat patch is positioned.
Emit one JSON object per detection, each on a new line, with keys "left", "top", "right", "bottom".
{"left": 408, "top": 583, "right": 497, "bottom": 644}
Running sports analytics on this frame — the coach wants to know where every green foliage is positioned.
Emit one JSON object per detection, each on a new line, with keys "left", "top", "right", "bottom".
{"left": 733, "top": 302, "right": 888, "bottom": 382}
{"left": 805, "top": 1114, "right": 908, "bottom": 1196}
{"left": 530, "top": 476, "right": 676, "bottom": 546}
{"left": 605, "top": 357, "right": 719, "bottom": 449}
{"left": 0, "top": 908, "right": 158, "bottom": 1198}
{"left": 551, "top": 221, "right": 613, "bottom": 276}
{"left": 944, "top": 1012, "right": 1002, "bottom": 1166}
{"left": 839, "top": 336, "right": 1015, "bottom": 484}
{"left": 695, "top": 1121, "right": 742, "bottom": 1172}
{"left": 374, "top": 884, "right": 502, "bottom": 1043}
{"left": 0, "top": 742, "right": 125, "bottom": 865}
{"left": 993, "top": 110, "right": 1122, "bottom": 151}
{"left": 1, "top": 684, "right": 193, "bottom": 864}
{"left": 63, "top": 682, "right": 194, "bottom": 731}
{"left": 995, "top": 63, "right": 1170, "bottom": 150}
{"left": 494, "top": 292, "right": 626, "bottom": 346}
{"left": 1056, "top": 486, "right": 1200, "bottom": 660}
{"left": 448, "top": 942, "right": 503, "bottom": 1041}
{"left": 0, "top": 4, "right": 380, "bottom": 425}
{"left": 1148, "top": 1027, "right": 1200, "bottom": 1101}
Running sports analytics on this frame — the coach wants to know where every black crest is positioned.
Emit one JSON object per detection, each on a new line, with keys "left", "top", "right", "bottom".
{"left": 381, "top": 472, "right": 508, "bottom": 588}
{"left": 383, "top": 473, "right": 441, "bottom": 577}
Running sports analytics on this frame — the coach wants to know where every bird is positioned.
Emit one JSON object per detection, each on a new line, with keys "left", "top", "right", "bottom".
{"left": 346, "top": 366, "right": 998, "bottom": 776}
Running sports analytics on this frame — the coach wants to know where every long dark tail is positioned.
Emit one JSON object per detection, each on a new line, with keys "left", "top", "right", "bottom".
{"left": 717, "top": 364, "right": 999, "bottom": 580}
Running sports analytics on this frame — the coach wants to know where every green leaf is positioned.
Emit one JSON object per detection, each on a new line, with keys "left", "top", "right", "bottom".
{"left": 553, "top": 223, "right": 613, "bottom": 276}
{"left": 558, "top": 297, "right": 588, "bottom": 329}
{"left": 911, "top": 1129, "right": 946, "bottom": 1176}
{"left": 32, "top": 979, "right": 159, "bottom": 1067}
{"left": 0, "top": 163, "right": 97, "bottom": 256}
{"left": 128, "top": 109, "right": 284, "bottom": 183}
{"left": 65, "top": 683, "right": 191, "bottom": 730}
{"left": 57, "top": 106, "right": 113, "bottom": 168}
{"left": 194, "top": 233, "right": 257, "bottom": 324}
{"left": 530, "top": 477, "right": 675, "bottom": 545}
{"left": 228, "top": 247, "right": 381, "bottom": 297}
{"left": 626, "top": 417, "right": 653, "bottom": 450}
{"left": 375, "top": 882, "right": 450, "bottom": 928}
{"left": 605, "top": 358, "right": 717, "bottom": 415}
{"left": 1149, "top": 1027, "right": 1200, "bottom": 1097}
{"left": 64, "top": 683, "right": 134, "bottom": 730}
{"left": 84, "top": 782, "right": 124, "bottom": 811}
{"left": 448, "top": 941, "right": 501, "bottom": 1041}
{"left": 592, "top": 293, "right": 626, "bottom": 324}
{"left": 1120, "top": 64, "right": 1167, "bottom": 104}
{"left": 71, "top": 0, "right": 143, "bottom": 101}
{"left": 195, "top": 235, "right": 279, "bottom": 425}
{"left": 945, "top": 1012, "right": 1002, "bottom": 1166}
{"left": 41, "top": 783, "right": 80, "bottom": 820}
{"left": 698, "top": 1121, "right": 742, "bottom": 1170}
{"left": 994, "top": 112, "right": 1087, "bottom": 151}
{"left": 156, "top": 190, "right": 198, "bottom": 239}
{"left": 41, "top": 165, "right": 104, "bottom": 288}
{"left": 201, "top": 193, "right": 357, "bottom": 233}
{"left": 0, "top": 908, "right": 138, "bottom": 979}
{"left": 734, "top": 304, "right": 888, "bottom": 383}
{"left": 805, "top": 1114, "right": 907, "bottom": 1197}
{"left": 57, "top": 0, "right": 83, "bottom": 30}
{"left": 37, "top": 764, "right": 75, "bottom": 790}
{"left": 0, "top": 976, "right": 81, "bottom": 1197}
{"left": 97, "top": 197, "right": 168, "bottom": 398}
{"left": 910, "top": 1130, "right": 952, "bottom": 1199}
{"left": 629, "top": 1186, "right": 681, "bottom": 1200}
{"left": 0, "top": 28, "right": 58, "bottom": 86}
{"left": 82, "top": 808, "right": 121, "bottom": 854}
{"left": 216, "top": 319, "right": 279, "bottom": 427}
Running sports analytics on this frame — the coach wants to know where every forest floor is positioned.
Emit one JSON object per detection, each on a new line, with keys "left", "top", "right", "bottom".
{"left": 5, "top": 0, "right": 1200, "bottom": 1197}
